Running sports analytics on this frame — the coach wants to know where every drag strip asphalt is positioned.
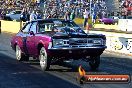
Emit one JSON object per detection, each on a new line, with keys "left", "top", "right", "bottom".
{"left": 0, "top": 33, "right": 132, "bottom": 88}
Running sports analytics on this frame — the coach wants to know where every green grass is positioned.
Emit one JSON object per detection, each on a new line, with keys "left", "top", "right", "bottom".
{"left": 74, "top": 18, "right": 100, "bottom": 25}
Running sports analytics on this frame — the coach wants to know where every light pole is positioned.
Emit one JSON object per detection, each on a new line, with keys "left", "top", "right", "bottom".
{"left": 90, "top": 0, "right": 92, "bottom": 17}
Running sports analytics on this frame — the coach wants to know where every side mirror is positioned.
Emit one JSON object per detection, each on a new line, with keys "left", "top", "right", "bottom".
{"left": 29, "top": 31, "right": 35, "bottom": 36}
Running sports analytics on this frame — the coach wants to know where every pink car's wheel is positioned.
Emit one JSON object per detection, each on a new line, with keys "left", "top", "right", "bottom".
{"left": 39, "top": 47, "right": 50, "bottom": 71}
{"left": 15, "top": 45, "right": 29, "bottom": 61}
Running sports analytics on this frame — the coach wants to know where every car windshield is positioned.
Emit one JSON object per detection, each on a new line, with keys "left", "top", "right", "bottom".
{"left": 53, "top": 20, "right": 85, "bottom": 33}
{"left": 38, "top": 20, "right": 84, "bottom": 34}
{"left": 53, "top": 20, "right": 79, "bottom": 27}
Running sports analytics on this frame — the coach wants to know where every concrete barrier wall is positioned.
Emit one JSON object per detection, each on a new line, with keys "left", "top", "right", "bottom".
{"left": 106, "top": 36, "right": 132, "bottom": 54}
{"left": 0, "top": 20, "right": 22, "bottom": 33}
{"left": 118, "top": 19, "right": 132, "bottom": 32}
{"left": 94, "top": 24, "right": 119, "bottom": 30}
{"left": 127, "top": 20, "right": 132, "bottom": 32}
{"left": 89, "top": 31, "right": 132, "bottom": 55}
{"left": 0, "top": 19, "right": 119, "bottom": 33}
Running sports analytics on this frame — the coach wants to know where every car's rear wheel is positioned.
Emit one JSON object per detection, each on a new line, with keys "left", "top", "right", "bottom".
{"left": 15, "top": 45, "right": 29, "bottom": 61}
{"left": 89, "top": 56, "right": 100, "bottom": 70}
{"left": 39, "top": 47, "right": 51, "bottom": 71}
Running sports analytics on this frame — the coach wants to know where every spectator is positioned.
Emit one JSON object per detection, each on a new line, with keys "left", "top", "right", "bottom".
{"left": 92, "top": 12, "right": 96, "bottom": 25}
{"left": 36, "top": 11, "right": 42, "bottom": 19}
{"left": 64, "top": 10, "right": 70, "bottom": 21}
{"left": 26, "top": 10, "right": 30, "bottom": 21}
{"left": 83, "top": 8, "right": 89, "bottom": 27}
{"left": 36, "top": 0, "right": 40, "bottom": 7}
{"left": 30, "top": 10, "right": 37, "bottom": 21}
{"left": 123, "top": 0, "right": 129, "bottom": 8}
{"left": 1, "top": 11, "right": 6, "bottom": 20}
{"left": 121, "top": 7, "right": 128, "bottom": 19}
{"left": 20, "top": 8, "right": 27, "bottom": 22}
{"left": 47, "top": 13, "right": 52, "bottom": 18}
{"left": 52, "top": 10, "right": 59, "bottom": 18}
{"left": 102, "top": 10, "right": 106, "bottom": 18}
{"left": 70, "top": 11, "right": 75, "bottom": 20}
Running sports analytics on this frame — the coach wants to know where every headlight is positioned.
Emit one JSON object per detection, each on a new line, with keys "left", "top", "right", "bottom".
{"left": 53, "top": 39, "right": 69, "bottom": 47}
{"left": 53, "top": 39, "right": 63, "bottom": 46}
{"left": 93, "top": 39, "right": 102, "bottom": 45}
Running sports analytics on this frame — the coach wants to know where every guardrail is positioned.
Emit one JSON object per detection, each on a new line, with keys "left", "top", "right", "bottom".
{"left": 1, "top": 18, "right": 131, "bottom": 34}
{"left": 88, "top": 31, "right": 132, "bottom": 55}
{"left": 118, "top": 19, "right": 132, "bottom": 32}
{"left": 94, "top": 24, "right": 119, "bottom": 30}
{"left": 0, "top": 20, "right": 25, "bottom": 33}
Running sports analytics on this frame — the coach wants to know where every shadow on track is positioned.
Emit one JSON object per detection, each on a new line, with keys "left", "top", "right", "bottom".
{"left": 0, "top": 53, "right": 81, "bottom": 88}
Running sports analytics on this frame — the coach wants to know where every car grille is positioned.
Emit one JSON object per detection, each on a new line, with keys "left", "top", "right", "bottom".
{"left": 52, "top": 38, "right": 104, "bottom": 48}
{"left": 68, "top": 38, "right": 102, "bottom": 47}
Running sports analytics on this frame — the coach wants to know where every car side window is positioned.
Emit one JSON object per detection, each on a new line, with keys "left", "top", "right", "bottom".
{"left": 38, "top": 24, "right": 45, "bottom": 32}
{"left": 45, "top": 24, "right": 53, "bottom": 31}
{"left": 22, "top": 23, "right": 31, "bottom": 33}
{"left": 30, "top": 22, "right": 37, "bottom": 33}
{"left": 16, "top": 11, "right": 21, "bottom": 14}
{"left": 38, "top": 23, "right": 53, "bottom": 32}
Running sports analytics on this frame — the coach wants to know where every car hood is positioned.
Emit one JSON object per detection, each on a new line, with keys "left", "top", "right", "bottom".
{"left": 53, "top": 32, "right": 105, "bottom": 39}
{"left": 42, "top": 27, "right": 105, "bottom": 39}
{"left": 44, "top": 27, "right": 86, "bottom": 38}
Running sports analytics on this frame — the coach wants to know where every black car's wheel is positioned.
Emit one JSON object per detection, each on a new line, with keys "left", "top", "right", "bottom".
{"left": 39, "top": 47, "right": 51, "bottom": 71}
{"left": 89, "top": 56, "right": 100, "bottom": 70}
{"left": 15, "top": 45, "right": 29, "bottom": 61}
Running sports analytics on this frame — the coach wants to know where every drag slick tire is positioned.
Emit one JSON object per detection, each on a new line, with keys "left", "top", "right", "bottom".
{"left": 39, "top": 47, "right": 51, "bottom": 71}
{"left": 15, "top": 45, "right": 29, "bottom": 61}
{"left": 89, "top": 56, "right": 100, "bottom": 70}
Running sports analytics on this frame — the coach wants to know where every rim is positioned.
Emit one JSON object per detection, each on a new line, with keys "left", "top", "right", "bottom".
{"left": 16, "top": 46, "right": 21, "bottom": 60}
{"left": 39, "top": 48, "right": 47, "bottom": 69}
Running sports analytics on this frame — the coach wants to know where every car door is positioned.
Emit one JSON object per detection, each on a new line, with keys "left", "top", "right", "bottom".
{"left": 18, "top": 22, "right": 32, "bottom": 54}
{"left": 26, "top": 22, "right": 38, "bottom": 56}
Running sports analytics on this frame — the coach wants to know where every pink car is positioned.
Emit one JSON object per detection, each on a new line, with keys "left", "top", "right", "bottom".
{"left": 11, "top": 19, "right": 106, "bottom": 71}
{"left": 99, "top": 17, "right": 115, "bottom": 24}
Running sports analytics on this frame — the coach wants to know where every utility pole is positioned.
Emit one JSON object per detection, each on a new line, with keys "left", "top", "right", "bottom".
{"left": 90, "top": 0, "right": 92, "bottom": 17}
